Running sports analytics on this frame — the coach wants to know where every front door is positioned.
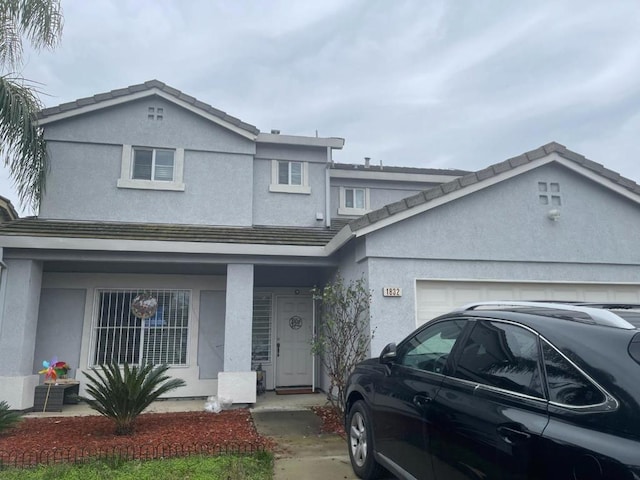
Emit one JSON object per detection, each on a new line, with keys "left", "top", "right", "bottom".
{"left": 276, "top": 295, "right": 313, "bottom": 387}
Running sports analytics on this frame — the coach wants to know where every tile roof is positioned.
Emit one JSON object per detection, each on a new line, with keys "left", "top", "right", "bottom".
{"left": 348, "top": 142, "right": 640, "bottom": 232}
{"left": 0, "top": 218, "right": 344, "bottom": 247}
{"left": 331, "top": 163, "right": 470, "bottom": 176}
{"left": 37, "top": 80, "right": 260, "bottom": 135}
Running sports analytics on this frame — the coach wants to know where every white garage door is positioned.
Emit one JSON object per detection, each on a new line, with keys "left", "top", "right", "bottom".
{"left": 416, "top": 280, "right": 640, "bottom": 326}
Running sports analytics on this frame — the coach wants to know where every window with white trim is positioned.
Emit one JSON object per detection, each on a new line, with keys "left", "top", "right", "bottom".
{"left": 117, "top": 145, "right": 185, "bottom": 191}
{"left": 132, "top": 148, "right": 174, "bottom": 181}
{"left": 92, "top": 289, "right": 190, "bottom": 366}
{"left": 252, "top": 294, "right": 272, "bottom": 364}
{"left": 338, "top": 186, "right": 370, "bottom": 215}
{"left": 269, "top": 160, "right": 310, "bottom": 194}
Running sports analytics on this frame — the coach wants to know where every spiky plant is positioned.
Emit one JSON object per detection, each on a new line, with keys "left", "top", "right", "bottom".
{"left": 82, "top": 363, "right": 186, "bottom": 435}
{"left": 0, "top": 400, "right": 22, "bottom": 434}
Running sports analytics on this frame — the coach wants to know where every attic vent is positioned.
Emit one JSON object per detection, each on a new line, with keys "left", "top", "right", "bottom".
{"left": 148, "top": 106, "right": 164, "bottom": 121}
{"left": 538, "top": 182, "right": 561, "bottom": 206}
{"left": 271, "top": 129, "right": 280, "bottom": 135}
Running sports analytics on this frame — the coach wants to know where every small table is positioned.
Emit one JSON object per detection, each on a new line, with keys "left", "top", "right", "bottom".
{"left": 33, "top": 381, "right": 80, "bottom": 412}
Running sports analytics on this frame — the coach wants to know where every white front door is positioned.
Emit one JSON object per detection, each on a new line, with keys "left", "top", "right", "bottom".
{"left": 276, "top": 295, "right": 313, "bottom": 387}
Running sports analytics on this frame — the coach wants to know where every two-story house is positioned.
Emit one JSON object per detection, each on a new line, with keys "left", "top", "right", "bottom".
{"left": 1, "top": 80, "right": 640, "bottom": 410}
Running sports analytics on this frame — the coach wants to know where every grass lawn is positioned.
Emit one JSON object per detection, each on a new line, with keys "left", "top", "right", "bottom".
{"left": 0, "top": 452, "right": 273, "bottom": 480}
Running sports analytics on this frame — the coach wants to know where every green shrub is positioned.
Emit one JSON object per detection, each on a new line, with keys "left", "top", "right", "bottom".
{"left": 81, "top": 363, "right": 186, "bottom": 435}
{"left": 0, "top": 401, "right": 22, "bottom": 435}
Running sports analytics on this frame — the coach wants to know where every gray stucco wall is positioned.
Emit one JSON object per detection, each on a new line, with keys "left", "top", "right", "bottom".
{"left": 198, "top": 291, "right": 226, "bottom": 379}
{"left": 253, "top": 158, "right": 329, "bottom": 227}
{"left": 40, "top": 97, "right": 255, "bottom": 225}
{"left": 0, "top": 260, "right": 43, "bottom": 376}
{"left": 33, "top": 289, "right": 86, "bottom": 376}
{"left": 366, "top": 164, "right": 640, "bottom": 264}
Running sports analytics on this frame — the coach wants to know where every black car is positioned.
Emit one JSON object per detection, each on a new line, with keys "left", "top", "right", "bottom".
{"left": 344, "top": 301, "right": 640, "bottom": 480}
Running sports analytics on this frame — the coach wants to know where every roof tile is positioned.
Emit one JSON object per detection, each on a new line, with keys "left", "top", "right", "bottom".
{"left": 476, "top": 166, "right": 495, "bottom": 181}
{"left": 508, "top": 154, "right": 528, "bottom": 168}
{"left": 0, "top": 219, "right": 341, "bottom": 247}
{"left": 38, "top": 80, "right": 261, "bottom": 135}
{"left": 492, "top": 160, "right": 511, "bottom": 174}
{"left": 459, "top": 173, "right": 479, "bottom": 187}
{"left": 366, "top": 208, "right": 391, "bottom": 224}
{"left": 386, "top": 199, "right": 408, "bottom": 215}
{"left": 405, "top": 192, "right": 427, "bottom": 207}
{"left": 424, "top": 186, "right": 445, "bottom": 201}
{"left": 525, "top": 147, "right": 547, "bottom": 161}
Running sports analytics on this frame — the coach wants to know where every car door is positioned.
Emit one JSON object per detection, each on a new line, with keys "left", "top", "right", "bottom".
{"left": 370, "top": 318, "right": 468, "bottom": 480}
{"left": 429, "top": 319, "right": 549, "bottom": 480}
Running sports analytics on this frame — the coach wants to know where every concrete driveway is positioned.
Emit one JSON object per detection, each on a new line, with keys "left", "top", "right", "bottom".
{"left": 252, "top": 409, "right": 358, "bottom": 480}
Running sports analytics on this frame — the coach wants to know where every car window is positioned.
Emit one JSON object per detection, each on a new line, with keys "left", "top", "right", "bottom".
{"left": 453, "top": 321, "right": 544, "bottom": 398}
{"left": 396, "top": 319, "right": 467, "bottom": 374}
{"left": 542, "top": 341, "right": 605, "bottom": 407}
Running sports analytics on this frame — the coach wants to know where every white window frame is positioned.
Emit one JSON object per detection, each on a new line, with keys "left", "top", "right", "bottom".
{"left": 117, "top": 144, "right": 185, "bottom": 191}
{"left": 269, "top": 159, "right": 311, "bottom": 194}
{"left": 338, "top": 186, "right": 370, "bottom": 215}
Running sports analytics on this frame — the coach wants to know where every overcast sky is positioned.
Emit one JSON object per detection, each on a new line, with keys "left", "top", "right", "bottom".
{"left": 4, "top": 0, "right": 640, "bottom": 214}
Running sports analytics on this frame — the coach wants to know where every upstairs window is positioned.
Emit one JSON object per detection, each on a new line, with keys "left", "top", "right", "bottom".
{"left": 133, "top": 148, "right": 175, "bottom": 181}
{"left": 338, "top": 186, "right": 370, "bottom": 215}
{"left": 278, "top": 161, "right": 302, "bottom": 186}
{"left": 269, "top": 159, "right": 310, "bottom": 194}
{"left": 118, "top": 145, "right": 185, "bottom": 191}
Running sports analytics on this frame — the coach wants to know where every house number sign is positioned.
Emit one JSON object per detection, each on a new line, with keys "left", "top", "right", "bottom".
{"left": 383, "top": 287, "right": 402, "bottom": 297}
{"left": 289, "top": 315, "right": 303, "bottom": 330}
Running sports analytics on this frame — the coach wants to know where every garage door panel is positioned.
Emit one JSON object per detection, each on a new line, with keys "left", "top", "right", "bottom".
{"left": 416, "top": 281, "right": 640, "bottom": 326}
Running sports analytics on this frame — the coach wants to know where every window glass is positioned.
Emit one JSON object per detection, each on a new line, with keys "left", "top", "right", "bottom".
{"left": 454, "top": 321, "right": 544, "bottom": 398}
{"left": 397, "top": 319, "right": 467, "bottom": 374}
{"left": 355, "top": 189, "right": 365, "bottom": 208}
{"left": 278, "top": 161, "right": 289, "bottom": 184}
{"left": 542, "top": 341, "right": 605, "bottom": 406}
{"left": 154, "top": 150, "right": 174, "bottom": 181}
{"left": 290, "top": 162, "right": 302, "bottom": 185}
{"left": 345, "top": 189, "right": 354, "bottom": 208}
{"left": 132, "top": 149, "right": 153, "bottom": 179}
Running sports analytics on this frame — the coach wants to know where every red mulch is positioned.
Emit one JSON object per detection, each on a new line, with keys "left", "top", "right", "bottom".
{"left": 0, "top": 410, "right": 275, "bottom": 467}
{"left": 311, "top": 406, "right": 345, "bottom": 437}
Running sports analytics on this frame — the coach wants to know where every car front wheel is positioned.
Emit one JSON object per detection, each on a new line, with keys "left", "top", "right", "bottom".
{"left": 347, "top": 400, "right": 384, "bottom": 479}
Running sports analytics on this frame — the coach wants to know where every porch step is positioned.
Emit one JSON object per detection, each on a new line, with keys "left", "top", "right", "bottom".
{"left": 275, "top": 387, "right": 315, "bottom": 395}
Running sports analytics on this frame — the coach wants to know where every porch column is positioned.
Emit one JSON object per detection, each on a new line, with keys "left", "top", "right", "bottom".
{"left": 0, "top": 259, "right": 43, "bottom": 409}
{"left": 223, "top": 263, "right": 254, "bottom": 371}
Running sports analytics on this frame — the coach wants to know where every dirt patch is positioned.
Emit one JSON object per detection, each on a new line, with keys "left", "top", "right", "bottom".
{"left": 311, "top": 406, "right": 345, "bottom": 437}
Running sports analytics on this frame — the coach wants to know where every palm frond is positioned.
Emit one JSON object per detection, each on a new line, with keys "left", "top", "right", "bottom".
{"left": 0, "top": 0, "right": 63, "bottom": 69}
{"left": 81, "top": 363, "right": 186, "bottom": 435}
{"left": 0, "top": 75, "right": 47, "bottom": 210}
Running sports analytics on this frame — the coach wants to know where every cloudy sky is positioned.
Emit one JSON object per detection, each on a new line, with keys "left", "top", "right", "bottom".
{"left": 5, "top": 0, "right": 640, "bottom": 214}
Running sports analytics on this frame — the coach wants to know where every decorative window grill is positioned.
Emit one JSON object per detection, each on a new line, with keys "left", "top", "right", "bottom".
{"left": 252, "top": 294, "right": 272, "bottom": 363}
{"left": 92, "top": 289, "right": 190, "bottom": 366}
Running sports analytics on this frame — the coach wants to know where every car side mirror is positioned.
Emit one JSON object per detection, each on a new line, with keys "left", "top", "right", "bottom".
{"left": 380, "top": 343, "right": 397, "bottom": 364}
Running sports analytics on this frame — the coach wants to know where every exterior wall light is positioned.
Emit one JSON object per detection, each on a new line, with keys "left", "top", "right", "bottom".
{"left": 548, "top": 209, "right": 561, "bottom": 221}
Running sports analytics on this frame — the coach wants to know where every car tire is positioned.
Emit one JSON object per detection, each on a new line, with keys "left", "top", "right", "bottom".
{"left": 347, "top": 400, "right": 384, "bottom": 479}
